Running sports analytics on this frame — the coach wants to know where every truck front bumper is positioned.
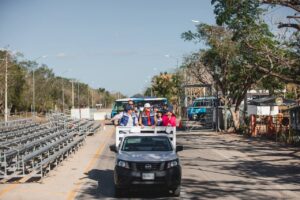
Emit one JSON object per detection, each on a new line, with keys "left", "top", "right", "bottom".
{"left": 114, "top": 165, "right": 181, "bottom": 189}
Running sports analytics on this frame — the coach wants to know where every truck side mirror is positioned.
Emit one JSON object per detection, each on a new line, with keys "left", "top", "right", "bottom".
{"left": 109, "top": 145, "right": 118, "bottom": 153}
{"left": 176, "top": 145, "right": 183, "bottom": 152}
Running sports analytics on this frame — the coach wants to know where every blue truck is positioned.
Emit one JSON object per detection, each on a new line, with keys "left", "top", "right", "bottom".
{"left": 187, "top": 97, "right": 217, "bottom": 121}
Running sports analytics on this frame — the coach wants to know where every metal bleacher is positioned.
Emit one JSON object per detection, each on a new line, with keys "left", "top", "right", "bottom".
{"left": 0, "top": 113, "right": 101, "bottom": 180}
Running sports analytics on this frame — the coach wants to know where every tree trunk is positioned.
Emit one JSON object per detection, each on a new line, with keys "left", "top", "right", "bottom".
{"left": 230, "top": 107, "right": 240, "bottom": 130}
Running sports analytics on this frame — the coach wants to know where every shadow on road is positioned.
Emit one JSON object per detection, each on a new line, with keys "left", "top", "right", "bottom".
{"left": 78, "top": 168, "right": 177, "bottom": 199}
{"left": 80, "top": 169, "right": 115, "bottom": 198}
{"left": 182, "top": 178, "right": 277, "bottom": 200}
{"left": 179, "top": 131, "right": 300, "bottom": 199}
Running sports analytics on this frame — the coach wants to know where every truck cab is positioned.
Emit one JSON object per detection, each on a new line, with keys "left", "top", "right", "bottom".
{"left": 187, "top": 96, "right": 217, "bottom": 121}
{"left": 110, "top": 126, "right": 183, "bottom": 197}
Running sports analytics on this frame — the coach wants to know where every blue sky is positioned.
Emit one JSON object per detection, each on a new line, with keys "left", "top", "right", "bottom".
{"left": 0, "top": 0, "right": 294, "bottom": 96}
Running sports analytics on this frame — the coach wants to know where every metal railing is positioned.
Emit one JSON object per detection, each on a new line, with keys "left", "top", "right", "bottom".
{"left": 115, "top": 126, "right": 176, "bottom": 147}
{"left": 0, "top": 113, "right": 101, "bottom": 180}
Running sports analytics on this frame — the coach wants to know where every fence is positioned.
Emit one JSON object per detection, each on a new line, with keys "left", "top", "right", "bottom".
{"left": 115, "top": 126, "right": 176, "bottom": 147}
{"left": 249, "top": 114, "right": 300, "bottom": 145}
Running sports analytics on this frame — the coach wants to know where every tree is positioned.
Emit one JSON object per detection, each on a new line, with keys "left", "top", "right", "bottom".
{"left": 0, "top": 51, "right": 27, "bottom": 114}
{"left": 183, "top": 25, "right": 247, "bottom": 130}
{"left": 0, "top": 50, "right": 122, "bottom": 116}
{"left": 182, "top": 1, "right": 287, "bottom": 130}
{"left": 148, "top": 71, "right": 183, "bottom": 113}
{"left": 261, "top": 0, "right": 300, "bottom": 30}
{"left": 212, "top": 0, "right": 300, "bottom": 85}
{"left": 182, "top": 52, "right": 213, "bottom": 85}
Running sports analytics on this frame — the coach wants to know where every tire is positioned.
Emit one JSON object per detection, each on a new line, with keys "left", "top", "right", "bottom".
{"left": 172, "top": 186, "right": 181, "bottom": 197}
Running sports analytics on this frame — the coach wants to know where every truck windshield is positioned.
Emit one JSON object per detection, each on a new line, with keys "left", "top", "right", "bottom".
{"left": 121, "top": 136, "right": 173, "bottom": 152}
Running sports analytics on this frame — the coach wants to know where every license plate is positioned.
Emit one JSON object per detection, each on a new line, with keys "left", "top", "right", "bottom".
{"left": 142, "top": 173, "right": 155, "bottom": 180}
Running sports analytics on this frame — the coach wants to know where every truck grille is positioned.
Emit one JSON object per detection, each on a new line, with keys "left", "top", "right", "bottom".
{"left": 130, "top": 162, "right": 164, "bottom": 171}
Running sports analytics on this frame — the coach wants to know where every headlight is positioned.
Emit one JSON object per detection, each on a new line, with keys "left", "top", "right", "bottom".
{"left": 117, "top": 160, "right": 130, "bottom": 169}
{"left": 167, "top": 159, "right": 179, "bottom": 168}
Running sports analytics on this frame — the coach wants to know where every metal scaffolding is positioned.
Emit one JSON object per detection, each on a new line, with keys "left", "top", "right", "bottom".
{"left": 0, "top": 113, "right": 100, "bottom": 180}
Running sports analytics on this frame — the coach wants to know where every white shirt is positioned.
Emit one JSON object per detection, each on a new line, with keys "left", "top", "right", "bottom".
{"left": 127, "top": 115, "right": 134, "bottom": 127}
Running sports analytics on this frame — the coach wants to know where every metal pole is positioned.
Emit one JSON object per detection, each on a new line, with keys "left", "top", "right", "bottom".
{"left": 88, "top": 88, "right": 90, "bottom": 108}
{"left": 5, "top": 52, "right": 8, "bottom": 123}
{"left": 91, "top": 89, "right": 94, "bottom": 108}
{"left": 71, "top": 79, "right": 74, "bottom": 108}
{"left": 62, "top": 79, "right": 64, "bottom": 113}
{"left": 77, "top": 81, "right": 80, "bottom": 108}
{"left": 33, "top": 68, "right": 35, "bottom": 117}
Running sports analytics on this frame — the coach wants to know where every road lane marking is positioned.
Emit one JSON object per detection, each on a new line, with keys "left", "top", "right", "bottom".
{"left": 66, "top": 128, "right": 114, "bottom": 200}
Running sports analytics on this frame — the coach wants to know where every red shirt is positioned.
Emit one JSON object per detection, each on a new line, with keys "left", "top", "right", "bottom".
{"left": 162, "top": 114, "right": 176, "bottom": 127}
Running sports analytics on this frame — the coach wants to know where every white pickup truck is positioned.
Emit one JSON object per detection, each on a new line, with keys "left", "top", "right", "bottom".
{"left": 110, "top": 126, "right": 183, "bottom": 197}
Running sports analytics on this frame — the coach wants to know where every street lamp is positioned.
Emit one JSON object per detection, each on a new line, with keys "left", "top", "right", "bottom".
{"left": 71, "top": 79, "right": 75, "bottom": 108}
{"left": 77, "top": 80, "right": 80, "bottom": 108}
{"left": 1, "top": 50, "right": 14, "bottom": 123}
{"left": 0, "top": 52, "right": 9, "bottom": 123}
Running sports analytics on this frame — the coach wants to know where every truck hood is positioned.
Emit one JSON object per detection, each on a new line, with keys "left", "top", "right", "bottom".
{"left": 117, "top": 151, "right": 177, "bottom": 162}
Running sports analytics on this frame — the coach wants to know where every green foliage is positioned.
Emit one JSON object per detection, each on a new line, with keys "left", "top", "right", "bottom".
{"left": 182, "top": 0, "right": 289, "bottom": 130}
{"left": 212, "top": 0, "right": 300, "bottom": 85}
{"left": 285, "top": 92, "right": 296, "bottom": 99}
{"left": 212, "top": 0, "right": 271, "bottom": 40}
{"left": 151, "top": 72, "right": 182, "bottom": 103}
{"left": 0, "top": 50, "right": 120, "bottom": 115}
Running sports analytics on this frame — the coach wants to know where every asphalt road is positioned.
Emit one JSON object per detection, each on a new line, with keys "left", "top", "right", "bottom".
{"left": 75, "top": 126, "right": 300, "bottom": 200}
{"left": 1, "top": 125, "right": 299, "bottom": 200}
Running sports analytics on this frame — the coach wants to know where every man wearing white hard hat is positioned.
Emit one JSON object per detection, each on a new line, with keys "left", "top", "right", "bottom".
{"left": 139, "top": 103, "right": 156, "bottom": 128}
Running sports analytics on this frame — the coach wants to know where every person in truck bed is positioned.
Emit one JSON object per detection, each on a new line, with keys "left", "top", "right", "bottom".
{"left": 119, "top": 104, "right": 138, "bottom": 127}
{"left": 112, "top": 100, "right": 135, "bottom": 126}
{"left": 162, "top": 106, "right": 176, "bottom": 127}
{"left": 139, "top": 103, "right": 157, "bottom": 128}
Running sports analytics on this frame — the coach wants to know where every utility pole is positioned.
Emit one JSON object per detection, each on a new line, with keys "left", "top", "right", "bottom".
{"left": 62, "top": 79, "right": 65, "bottom": 113}
{"left": 4, "top": 52, "right": 8, "bottom": 123}
{"left": 77, "top": 81, "right": 80, "bottom": 108}
{"left": 71, "top": 79, "right": 74, "bottom": 108}
{"left": 32, "top": 67, "right": 35, "bottom": 117}
{"left": 88, "top": 88, "right": 90, "bottom": 108}
{"left": 91, "top": 89, "right": 94, "bottom": 108}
